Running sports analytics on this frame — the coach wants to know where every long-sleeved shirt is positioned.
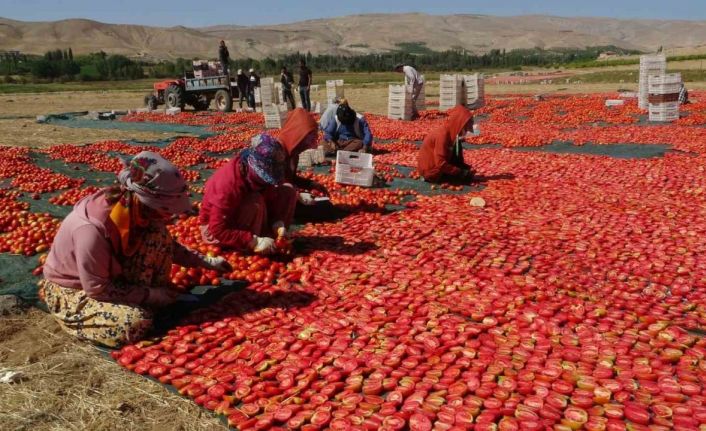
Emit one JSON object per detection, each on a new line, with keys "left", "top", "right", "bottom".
{"left": 237, "top": 74, "right": 249, "bottom": 92}
{"left": 417, "top": 105, "right": 473, "bottom": 181}
{"left": 281, "top": 72, "right": 294, "bottom": 91}
{"left": 218, "top": 46, "right": 230, "bottom": 66}
{"left": 403, "top": 65, "right": 423, "bottom": 86}
{"left": 200, "top": 155, "right": 293, "bottom": 249}
{"left": 323, "top": 115, "right": 373, "bottom": 148}
{"left": 43, "top": 190, "right": 206, "bottom": 304}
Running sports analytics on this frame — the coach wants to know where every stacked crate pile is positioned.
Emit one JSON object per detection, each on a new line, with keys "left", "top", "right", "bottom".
{"left": 263, "top": 104, "right": 288, "bottom": 129}
{"left": 638, "top": 54, "right": 667, "bottom": 109}
{"left": 648, "top": 73, "right": 681, "bottom": 122}
{"left": 260, "top": 77, "right": 276, "bottom": 107}
{"left": 326, "top": 80, "right": 344, "bottom": 104}
{"left": 439, "top": 74, "right": 464, "bottom": 111}
{"left": 261, "top": 78, "right": 287, "bottom": 127}
{"left": 388, "top": 85, "right": 413, "bottom": 120}
{"left": 462, "top": 73, "right": 486, "bottom": 109}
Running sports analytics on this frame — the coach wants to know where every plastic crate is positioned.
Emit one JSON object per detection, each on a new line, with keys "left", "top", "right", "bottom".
{"left": 648, "top": 73, "right": 682, "bottom": 94}
{"left": 648, "top": 102, "right": 679, "bottom": 122}
{"left": 263, "top": 104, "right": 288, "bottom": 129}
{"left": 297, "top": 147, "right": 326, "bottom": 169}
{"left": 335, "top": 151, "right": 375, "bottom": 187}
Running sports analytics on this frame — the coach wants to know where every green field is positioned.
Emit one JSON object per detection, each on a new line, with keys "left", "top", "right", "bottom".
{"left": 574, "top": 69, "right": 706, "bottom": 83}
{"left": 0, "top": 79, "right": 155, "bottom": 94}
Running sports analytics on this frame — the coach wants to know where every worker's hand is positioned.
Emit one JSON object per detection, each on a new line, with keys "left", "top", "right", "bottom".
{"left": 202, "top": 255, "right": 232, "bottom": 273}
{"left": 359, "top": 146, "right": 372, "bottom": 154}
{"left": 252, "top": 236, "right": 277, "bottom": 255}
{"left": 298, "top": 192, "right": 316, "bottom": 206}
{"left": 145, "top": 287, "right": 179, "bottom": 308}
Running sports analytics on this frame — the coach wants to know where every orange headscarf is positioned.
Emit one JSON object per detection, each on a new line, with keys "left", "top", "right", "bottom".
{"left": 445, "top": 105, "right": 474, "bottom": 141}
{"left": 278, "top": 108, "right": 318, "bottom": 155}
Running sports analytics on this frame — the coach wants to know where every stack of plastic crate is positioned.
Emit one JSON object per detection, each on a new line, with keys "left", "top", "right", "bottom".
{"left": 388, "top": 85, "right": 413, "bottom": 120}
{"left": 648, "top": 73, "right": 681, "bottom": 122}
{"left": 638, "top": 54, "right": 667, "bottom": 109}
{"left": 326, "top": 80, "right": 344, "bottom": 104}
{"left": 462, "top": 74, "right": 485, "bottom": 109}
{"left": 439, "top": 74, "right": 463, "bottom": 111}
{"left": 260, "top": 77, "right": 276, "bottom": 107}
{"left": 263, "top": 104, "right": 288, "bottom": 129}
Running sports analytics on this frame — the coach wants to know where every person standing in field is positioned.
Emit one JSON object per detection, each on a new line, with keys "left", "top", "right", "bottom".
{"left": 281, "top": 66, "right": 296, "bottom": 110}
{"left": 218, "top": 40, "right": 230, "bottom": 75}
{"left": 248, "top": 68, "right": 260, "bottom": 109}
{"left": 394, "top": 63, "right": 424, "bottom": 119}
{"left": 298, "top": 58, "right": 313, "bottom": 112}
{"left": 237, "top": 69, "right": 249, "bottom": 110}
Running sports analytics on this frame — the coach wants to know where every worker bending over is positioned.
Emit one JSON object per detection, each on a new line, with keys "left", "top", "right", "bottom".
{"left": 322, "top": 100, "right": 373, "bottom": 154}
{"left": 394, "top": 63, "right": 424, "bottom": 118}
{"left": 417, "top": 105, "right": 475, "bottom": 183}
{"left": 200, "top": 137, "right": 297, "bottom": 255}
{"left": 40, "top": 152, "right": 230, "bottom": 347}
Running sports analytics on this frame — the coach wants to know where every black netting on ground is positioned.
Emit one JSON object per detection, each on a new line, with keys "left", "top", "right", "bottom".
{"left": 43, "top": 112, "right": 216, "bottom": 137}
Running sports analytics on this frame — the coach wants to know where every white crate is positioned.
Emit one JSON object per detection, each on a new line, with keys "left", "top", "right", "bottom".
{"left": 335, "top": 150, "right": 374, "bottom": 187}
{"left": 263, "top": 104, "right": 288, "bottom": 129}
{"left": 297, "top": 147, "right": 326, "bottom": 169}
{"left": 326, "top": 80, "right": 345, "bottom": 103}
{"left": 648, "top": 73, "right": 682, "bottom": 94}
{"left": 648, "top": 102, "right": 679, "bottom": 122}
{"left": 388, "top": 85, "right": 413, "bottom": 120}
{"left": 605, "top": 99, "right": 625, "bottom": 106}
{"left": 638, "top": 54, "right": 667, "bottom": 109}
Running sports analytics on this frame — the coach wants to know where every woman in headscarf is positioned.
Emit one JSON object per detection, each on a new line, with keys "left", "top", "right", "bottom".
{"left": 417, "top": 104, "right": 475, "bottom": 183}
{"left": 41, "top": 152, "right": 230, "bottom": 348}
{"left": 200, "top": 137, "right": 296, "bottom": 254}
{"left": 277, "top": 108, "right": 324, "bottom": 205}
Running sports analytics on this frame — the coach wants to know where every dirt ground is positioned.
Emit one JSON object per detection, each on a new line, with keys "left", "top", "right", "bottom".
{"left": 0, "top": 91, "right": 196, "bottom": 147}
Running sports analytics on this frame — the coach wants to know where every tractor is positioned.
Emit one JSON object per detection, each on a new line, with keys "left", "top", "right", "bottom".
{"left": 144, "top": 69, "right": 239, "bottom": 112}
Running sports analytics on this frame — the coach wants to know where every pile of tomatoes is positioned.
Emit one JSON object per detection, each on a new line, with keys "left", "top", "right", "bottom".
{"left": 0, "top": 211, "right": 59, "bottom": 256}
{"left": 168, "top": 216, "right": 288, "bottom": 289}
{"left": 10, "top": 89, "right": 706, "bottom": 429}
{"left": 121, "top": 111, "right": 264, "bottom": 127}
{"left": 49, "top": 186, "right": 100, "bottom": 206}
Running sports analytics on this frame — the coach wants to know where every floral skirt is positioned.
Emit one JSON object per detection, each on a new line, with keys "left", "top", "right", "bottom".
{"left": 40, "top": 222, "right": 174, "bottom": 348}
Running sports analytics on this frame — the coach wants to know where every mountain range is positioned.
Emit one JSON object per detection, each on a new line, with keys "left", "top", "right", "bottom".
{"left": 2, "top": 13, "right": 706, "bottom": 60}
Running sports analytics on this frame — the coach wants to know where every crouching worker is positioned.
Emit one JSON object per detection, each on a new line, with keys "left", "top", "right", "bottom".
{"left": 40, "top": 152, "right": 230, "bottom": 348}
{"left": 417, "top": 105, "right": 475, "bottom": 183}
{"left": 322, "top": 100, "right": 373, "bottom": 155}
{"left": 200, "top": 137, "right": 297, "bottom": 254}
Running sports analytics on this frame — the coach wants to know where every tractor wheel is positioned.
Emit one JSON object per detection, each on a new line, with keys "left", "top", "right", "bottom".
{"left": 214, "top": 89, "right": 233, "bottom": 112}
{"left": 190, "top": 94, "right": 211, "bottom": 111}
{"left": 165, "top": 84, "right": 186, "bottom": 110}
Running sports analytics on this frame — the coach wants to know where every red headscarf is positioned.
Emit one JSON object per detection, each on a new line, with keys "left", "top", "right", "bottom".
{"left": 445, "top": 105, "right": 474, "bottom": 141}
{"left": 278, "top": 108, "right": 318, "bottom": 155}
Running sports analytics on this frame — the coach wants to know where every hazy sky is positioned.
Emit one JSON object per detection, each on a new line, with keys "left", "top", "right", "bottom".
{"left": 3, "top": 0, "right": 706, "bottom": 27}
